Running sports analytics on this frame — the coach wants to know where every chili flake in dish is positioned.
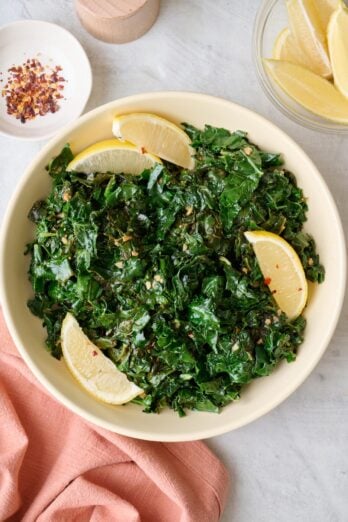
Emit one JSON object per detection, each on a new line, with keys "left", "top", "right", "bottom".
{"left": 1, "top": 58, "right": 65, "bottom": 123}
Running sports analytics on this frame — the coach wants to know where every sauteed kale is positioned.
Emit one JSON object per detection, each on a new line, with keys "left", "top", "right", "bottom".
{"left": 26, "top": 124, "right": 324, "bottom": 415}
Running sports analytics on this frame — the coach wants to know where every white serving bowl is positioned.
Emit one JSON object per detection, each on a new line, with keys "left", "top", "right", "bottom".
{"left": 0, "top": 92, "right": 345, "bottom": 441}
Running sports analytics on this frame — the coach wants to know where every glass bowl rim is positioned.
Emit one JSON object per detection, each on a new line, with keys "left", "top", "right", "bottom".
{"left": 253, "top": 0, "right": 348, "bottom": 134}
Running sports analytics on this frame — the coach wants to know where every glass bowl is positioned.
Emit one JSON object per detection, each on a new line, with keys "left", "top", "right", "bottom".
{"left": 253, "top": 0, "right": 348, "bottom": 134}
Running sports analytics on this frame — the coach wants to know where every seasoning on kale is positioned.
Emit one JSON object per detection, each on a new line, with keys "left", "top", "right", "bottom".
{"left": 26, "top": 124, "right": 325, "bottom": 415}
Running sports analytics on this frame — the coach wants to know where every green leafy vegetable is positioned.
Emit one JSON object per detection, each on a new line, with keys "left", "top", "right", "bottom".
{"left": 26, "top": 124, "right": 324, "bottom": 415}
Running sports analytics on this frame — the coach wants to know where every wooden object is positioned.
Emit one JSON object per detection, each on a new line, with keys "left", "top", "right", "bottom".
{"left": 75, "top": 0, "right": 160, "bottom": 44}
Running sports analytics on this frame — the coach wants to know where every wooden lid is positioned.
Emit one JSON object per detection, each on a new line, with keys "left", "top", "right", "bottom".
{"left": 79, "top": 0, "right": 148, "bottom": 19}
{"left": 75, "top": 0, "right": 160, "bottom": 43}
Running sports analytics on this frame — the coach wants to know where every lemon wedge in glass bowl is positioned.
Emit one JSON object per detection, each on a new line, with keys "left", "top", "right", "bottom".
{"left": 328, "top": 3, "right": 348, "bottom": 99}
{"left": 264, "top": 59, "right": 348, "bottom": 123}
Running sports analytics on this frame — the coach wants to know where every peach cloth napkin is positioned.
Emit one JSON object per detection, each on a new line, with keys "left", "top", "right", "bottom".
{"left": 0, "top": 312, "right": 229, "bottom": 522}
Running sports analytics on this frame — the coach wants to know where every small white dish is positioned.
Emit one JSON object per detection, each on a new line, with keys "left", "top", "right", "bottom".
{"left": 0, "top": 20, "right": 92, "bottom": 140}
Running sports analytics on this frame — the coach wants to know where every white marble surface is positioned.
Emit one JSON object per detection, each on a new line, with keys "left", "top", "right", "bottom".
{"left": 0, "top": 1, "right": 347, "bottom": 521}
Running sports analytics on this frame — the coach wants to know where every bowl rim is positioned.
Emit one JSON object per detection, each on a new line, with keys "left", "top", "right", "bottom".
{"left": 0, "top": 91, "right": 346, "bottom": 441}
{"left": 253, "top": 0, "right": 348, "bottom": 134}
{"left": 0, "top": 19, "right": 93, "bottom": 141}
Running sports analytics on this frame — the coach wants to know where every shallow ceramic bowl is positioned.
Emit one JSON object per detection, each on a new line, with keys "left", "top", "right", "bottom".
{"left": 0, "top": 92, "right": 345, "bottom": 441}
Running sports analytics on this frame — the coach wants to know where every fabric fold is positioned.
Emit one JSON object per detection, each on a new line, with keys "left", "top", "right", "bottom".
{"left": 0, "top": 312, "right": 229, "bottom": 521}
{"left": 0, "top": 382, "right": 29, "bottom": 520}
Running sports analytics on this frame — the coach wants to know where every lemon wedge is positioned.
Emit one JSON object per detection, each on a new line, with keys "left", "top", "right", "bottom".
{"left": 112, "top": 112, "right": 195, "bottom": 170}
{"left": 61, "top": 313, "right": 143, "bottom": 404}
{"left": 67, "top": 139, "right": 161, "bottom": 175}
{"left": 264, "top": 59, "right": 348, "bottom": 123}
{"left": 272, "top": 27, "right": 315, "bottom": 70}
{"left": 286, "top": 0, "right": 332, "bottom": 78}
{"left": 328, "top": 3, "right": 348, "bottom": 99}
{"left": 245, "top": 230, "right": 308, "bottom": 320}
{"left": 315, "top": 0, "right": 342, "bottom": 30}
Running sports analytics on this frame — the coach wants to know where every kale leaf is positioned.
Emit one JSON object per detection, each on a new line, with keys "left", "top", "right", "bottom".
{"left": 26, "top": 125, "right": 325, "bottom": 415}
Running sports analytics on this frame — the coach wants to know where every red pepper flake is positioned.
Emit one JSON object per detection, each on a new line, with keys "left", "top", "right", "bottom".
{"left": 264, "top": 277, "right": 272, "bottom": 285}
{"left": 298, "top": 288, "right": 302, "bottom": 292}
{"left": 140, "top": 146, "right": 147, "bottom": 154}
{"left": 272, "top": 289, "right": 277, "bottom": 294}
{"left": 92, "top": 350, "right": 98, "bottom": 357}
{"left": 1, "top": 58, "right": 66, "bottom": 123}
